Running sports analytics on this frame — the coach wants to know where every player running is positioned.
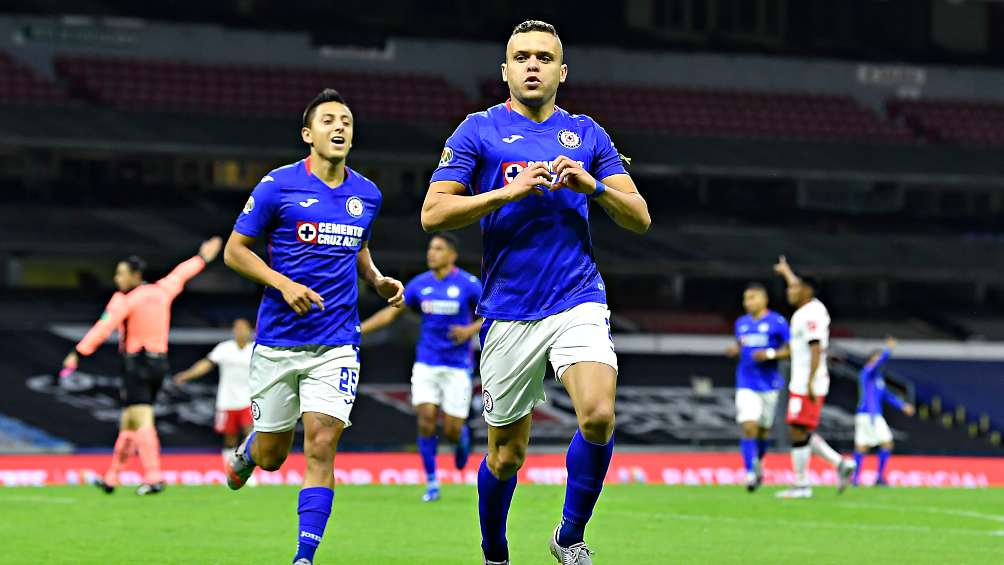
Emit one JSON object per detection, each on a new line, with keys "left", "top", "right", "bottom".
{"left": 221, "top": 89, "right": 404, "bottom": 565}
{"left": 773, "top": 256, "right": 855, "bottom": 498}
{"left": 421, "top": 20, "right": 651, "bottom": 565}
{"left": 852, "top": 337, "right": 915, "bottom": 486}
{"left": 359, "top": 232, "right": 482, "bottom": 502}
{"left": 61, "top": 237, "right": 222, "bottom": 495}
{"left": 725, "top": 283, "right": 789, "bottom": 492}
{"left": 173, "top": 318, "right": 256, "bottom": 465}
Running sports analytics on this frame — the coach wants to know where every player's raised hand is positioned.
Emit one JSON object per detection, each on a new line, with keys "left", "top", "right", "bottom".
{"left": 279, "top": 280, "right": 324, "bottom": 315}
{"left": 885, "top": 336, "right": 898, "bottom": 349}
{"left": 550, "top": 155, "right": 596, "bottom": 194}
{"left": 504, "top": 163, "right": 551, "bottom": 201}
{"left": 199, "top": 236, "right": 223, "bottom": 263}
{"left": 773, "top": 255, "right": 790, "bottom": 275}
{"left": 903, "top": 403, "right": 916, "bottom": 417}
{"left": 376, "top": 276, "right": 405, "bottom": 308}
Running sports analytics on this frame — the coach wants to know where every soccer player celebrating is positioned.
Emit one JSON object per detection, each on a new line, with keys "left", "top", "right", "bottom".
{"left": 220, "top": 89, "right": 403, "bottom": 565}
{"left": 359, "top": 232, "right": 482, "bottom": 502}
{"left": 421, "top": 20, "right": 651, "bottom": 565}
{"left": 852, "top": 337, "right": 915, "bottom": 486}
{"left": 773, "top": 256, "right": 856, "bottom": 498}
{"left": 725, "top": 283, "right": 789, "bottom": 492}
{"left": 173, "top": 318, "right": 256, "bottom": 465}
{"left": 61, "top": 237, "right": 222, "bottom": 495}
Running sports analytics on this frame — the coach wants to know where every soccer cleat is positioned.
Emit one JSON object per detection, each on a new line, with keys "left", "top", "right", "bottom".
{"left": 293, "top": 559, "right": 312, "bottom": 565}
{"left": 455, "top": 423, "right": 471, "bottom": 470}
{"left": 745, "top": 470, "right": 759, "bottom": 493}
{"left": 836, "top": 459, "right": 856, "bottom": 494}
{"left": 93, "top": 478, "right": 115, "bottom": 494}
{"left": 136, "top": 481, "right": 165, "bottom": 496}
{"left": 775, "top": 486, "right": 812, "bottom": 498}
{"left": 550, "top": 526, "right": 594, "bottom": 565}
{"left": 422, "top": 484, "right": 441, "bottom": 502}
{"left": 484, "top": 559, "right": 509, "bottom": 565}
{"left": 225, "top": 433, "right": 256, "bottom": 490}
{"left": 874, "top": 478, "right": 889, "bottom": 488}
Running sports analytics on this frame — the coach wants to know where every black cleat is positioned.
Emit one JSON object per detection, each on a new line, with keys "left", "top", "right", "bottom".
{"left": 93, "top": 478, "right": 115, "bottom": 494}
{"left": 136, "top": 481, "right": 166, "bottom": 496}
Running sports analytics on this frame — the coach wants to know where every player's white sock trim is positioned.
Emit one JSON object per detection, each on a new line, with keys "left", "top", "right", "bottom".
{"left": 810, "top": 434, "right": 842, "bottom": 467}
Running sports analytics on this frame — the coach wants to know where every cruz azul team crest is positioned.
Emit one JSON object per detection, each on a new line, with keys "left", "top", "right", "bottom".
{"left": 345, "top": 196, "right": 365, "bottom": 218}
{"left": 558, "top": 129, "right": 581, "bottom": 149}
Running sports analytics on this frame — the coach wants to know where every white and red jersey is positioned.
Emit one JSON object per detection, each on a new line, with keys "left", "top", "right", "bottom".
{"left": 788, "top": 298, "right": 830, "bottom": 397}
{"left": 207, "top": 339, "right": 253, "bottom": 410}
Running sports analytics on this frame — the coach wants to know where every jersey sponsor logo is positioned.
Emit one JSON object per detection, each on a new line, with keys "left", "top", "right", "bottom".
{"left": 243, "top": 196, "right": 255, "bottom": 214}
{"left": 420, "top": 286, "right": 433, "bottom": 295}
{"left": 808, "top": 320, "right": 818, "bottom": 331}
{"left": 502, "top": 134, "right": 524, "bottom": 143}
{"left": 558, "top": 129, "right": 582, "bottom": 149}
{"left": 421, "top": 299, "right": 460, "bottom": 315}
{"left": 502, "top": 161, "right": 526, "bottom": 185}
{"left": 501, "top": 159, "right": 585, "bottom": 185}
{"left": 296, "top": 221, "right": 319, "bottom": 243}
{"left": 447, "top": 285, "right": 460, "bottom": 298}
{"left": 297, "top": 221, "right": 365, "bottom": 247}
{"left": 740, "top": 334, "right": 770, "bottom": 347}
{"left": 439, "top": 147, "right": 454, "bottom": 166}
{"left": 299, "top": 198, "right": 320, "bottom": 208}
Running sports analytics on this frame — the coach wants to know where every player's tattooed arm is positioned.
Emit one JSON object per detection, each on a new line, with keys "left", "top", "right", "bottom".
{"left": 421, "top": 164, "right": 553, "bottom": 231}
{"left": 357, "top": 243, "right": 404, "bottom": 308}
{"left": 223, "top": 230, "right": 324, "bottom": 315}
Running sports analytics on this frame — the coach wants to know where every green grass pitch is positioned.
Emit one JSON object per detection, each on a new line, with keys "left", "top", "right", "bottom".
{"left": 2, "top": 484, "right": 1002, "bottom": 564}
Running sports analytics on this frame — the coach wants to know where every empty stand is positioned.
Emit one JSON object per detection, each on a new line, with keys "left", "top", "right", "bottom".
{"left": 55, "top": 56, "right": 472, "bottom": 121}
{"left": 0, "top": 52, "right": 68, "bottom": 105}
{"left": 888, "top": 98, "right": 1004, "bottom": 147}
{"left": 483, "top": 81, "right": 913, "bottom": 142}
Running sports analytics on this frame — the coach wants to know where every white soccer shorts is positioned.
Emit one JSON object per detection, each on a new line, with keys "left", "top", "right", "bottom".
{"left": 855, "top": 413, "right": 894, "bottom": 447}
{"left": 479, "top": 302, "right": 618, "bottom": 427}
{"left": 249, "top": 344, "right": 360, "bottom": 432}
{"left": 411, "top": 362, "right": 473, "bottom": 419}
{"left": 735, "top": 388, "right": 779, "bottom": 428}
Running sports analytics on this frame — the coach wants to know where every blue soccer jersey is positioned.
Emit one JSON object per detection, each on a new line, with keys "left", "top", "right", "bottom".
{"left": 857, "top": 349, "right": 904, "bottom": 415}
{"left": 403, "top": 267, "right": 482, "bottom": 370}
{"left": 734, "top": 311, "right": 789, "bottom": 391}
{"left": 430, "top": 101, "right": 627, "bottom": 321}
{"left": 233, "top": 157, "right": 382, "bottom": 347}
